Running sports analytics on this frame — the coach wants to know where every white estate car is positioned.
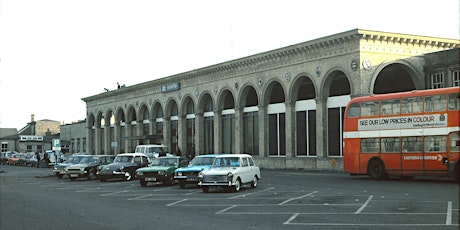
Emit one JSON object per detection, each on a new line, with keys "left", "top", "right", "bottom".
{"left": 198, "top": 154, "right": 261, "bottom": 193}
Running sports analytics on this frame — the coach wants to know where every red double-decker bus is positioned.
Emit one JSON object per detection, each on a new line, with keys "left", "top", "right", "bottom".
{"left": 343, "top": 87, "right": 460, "bottom": 181}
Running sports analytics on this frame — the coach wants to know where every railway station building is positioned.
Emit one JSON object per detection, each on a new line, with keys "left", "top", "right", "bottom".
{"left": 82, "top": 29, "right": 459, "bottom": 170}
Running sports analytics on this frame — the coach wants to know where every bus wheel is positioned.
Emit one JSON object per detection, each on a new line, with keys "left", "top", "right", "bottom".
{"left": 368, "top": 159, "right": 387, "bottom": 180}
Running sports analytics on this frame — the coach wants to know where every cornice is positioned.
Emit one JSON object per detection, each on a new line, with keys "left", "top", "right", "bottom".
{"left": 82, "top": 29, "right": 459, "bottom": 103}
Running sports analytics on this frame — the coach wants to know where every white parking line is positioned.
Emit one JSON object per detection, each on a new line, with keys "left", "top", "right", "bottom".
{"left": 167, "top": 199, "right": 188, "bottom": 206}
{"left": 228, "top": 187, "right": 275, "bottom": 199}
{"left": 446, "top": 201, "right": 452, "bottom": 225}
{"left": 354, "top": 195, "right": 373, "bottom": 214}
{"left": 278, "top": 191, "right": 318, "bottom": 205}
{"left": 129, "top": 194, "right": 154, "bottom": 201}
{"left": 216, "top": 205, "right": 237, "bottom": 214}
{"left": 101, "top": 190, "right": 128, "bottom": 196}
{"left": 283, "top": 213, "right": 299, "bottom": 225}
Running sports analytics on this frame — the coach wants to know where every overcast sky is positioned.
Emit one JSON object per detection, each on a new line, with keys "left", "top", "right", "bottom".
{"left": 0, "top": 0, "right": 458, "bottom": 129}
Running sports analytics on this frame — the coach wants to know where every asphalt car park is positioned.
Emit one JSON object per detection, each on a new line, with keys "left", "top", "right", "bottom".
{"left": 0, "top": 165, "right": 458, "bottom": 230}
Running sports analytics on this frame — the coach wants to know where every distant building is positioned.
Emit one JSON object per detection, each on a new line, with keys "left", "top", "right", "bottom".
{"left": 60, "top": 120, "right": 87, "bottom": 154}
{"left": 0, "top": 128, "right": 19, "bottom": 152}
{"left": 0, "top": 114, "right": 61, "bottom": 153}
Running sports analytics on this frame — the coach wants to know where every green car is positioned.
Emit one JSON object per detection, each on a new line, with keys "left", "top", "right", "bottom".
{"left": 136, "top": 156, "right": 189, "bottom": 187}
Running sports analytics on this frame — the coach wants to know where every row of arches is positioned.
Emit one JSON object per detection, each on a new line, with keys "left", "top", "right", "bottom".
{"left": 86, "top": 64, "right": 416, "bottom": 158}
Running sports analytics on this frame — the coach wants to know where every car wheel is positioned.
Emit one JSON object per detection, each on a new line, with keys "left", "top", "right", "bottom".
{"left": 57, "top": 174, "right": 63, "bottom": 179}
{"left": 140, "top": 179, "right": 147, "bottom": 187}
{"left": 100, "top": 178, "right": 107, "bottom": 182}
{"left": 125, "top": 171, "right": 132, "bottom": 181}
{"left": 87, "top": 170, "right": 96, "bottom": 180}
{"left": 169, "top": 177, "right": 175, "bottom": 185}
{"left": 251, "top": 177, "right": 258, "bottom": 188}
{"left": 202, "top": 186, "right": 209, "bottom": 193}
{"left": 179, "top": 181, "right": 186, "bottom": 189}
{"left": 232, "top": 179, "right": 241, "bottom": 192}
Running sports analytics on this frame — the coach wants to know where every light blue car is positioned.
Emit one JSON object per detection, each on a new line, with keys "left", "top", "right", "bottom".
{"left": 174, "top": 154, "right": 219, "bottom": 188}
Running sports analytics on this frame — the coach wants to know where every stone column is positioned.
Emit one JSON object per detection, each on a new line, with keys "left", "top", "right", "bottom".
{"left": 114, "top": 122, "right": 121, "bottom": 155}
{"left": 214, "top": 110, "right": 222, "bottom": 153}
{"left": 195, "top": 112, "right": 204, "bottom": 155}
{"left": 258, "top": 105, "right": 268, "bottom": 157}
{"left": 125, "top": 123, "right": 132, "bottom": 153}
{"left": 104, "top": 123, "right": 111, "bottom": 155}
{"left": 285, "top": 101, "right": 295, "bottom": 157}
{"left": 164, "top": 116, "right": 171, "bottom": 149}
{"left": 234, "top": 107, "right": 243, "bottom": 154}
{"left": 95, "top": 125, "right": 102, "bottom": 155}
{"left": 315, "top": 98, "right": 327, "bottom": 158}
{"left": 178, "top": 115, "right": 186, "bottom": 155}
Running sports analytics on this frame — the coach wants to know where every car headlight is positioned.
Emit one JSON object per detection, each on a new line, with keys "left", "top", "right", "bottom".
{"left": 97, "top": 166, "right": 102, "bottom": 170}
{"left": 53, "top": 167, "right": 57, "bottom": 170}
{"left": 198, "top": 172, "right": 204, "bottom": 178}
{"left": 227, "top": 172, "right": 233, "bottom": 179}
{"left": 137, "top": 171, "right": 143, "bottom": 176}
{"left": 177, "top": 172, "right": 182, "bottom": 176}
{"left": 158, "top": 170, "right": 165, "bottom": 175}
{"left": 119, "top": 166, "right": 124, "bottom": 171}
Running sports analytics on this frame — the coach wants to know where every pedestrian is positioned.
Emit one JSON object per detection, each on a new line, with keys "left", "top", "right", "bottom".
{"left": 35, "top": 152, "right": 40, "bottom": 168}
{"left": 43, "top": 152, "right": 49, "bottom": 168}
{"left": 176, "top": 147, "right": 182, "bottom": 157}
{"left": 159, "top": 148, "right": 166, "bottom": 157}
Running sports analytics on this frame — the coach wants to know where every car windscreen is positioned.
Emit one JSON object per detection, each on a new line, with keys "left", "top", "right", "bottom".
{"left": 190, "top": 157, "right": 214, "bottom": 166}
{"left": 212, "top": 157, "right": 240, "bottom": 167}
{"left": 151, "top": 158, "right": 176, "bottom": 166}
{"left": 114, "top": 156, "right": 133, "bottom": 163}
{"left": 79, "top": 157, "right": 97, "bottom": 164}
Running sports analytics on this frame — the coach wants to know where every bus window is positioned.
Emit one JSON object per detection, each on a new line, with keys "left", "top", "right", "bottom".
{"left": 450, "top": 132, "right": 460, "bottom": 152}
{"left": 424, "top": 94, "right": 446, "bottom": 112}
{"left": 401, "top": 136, "right": 422, "bottom": 152}
{"left": 381, "top": 99, "right": 400, "bottom": 115}
{"left": 381, "top": 137, "right": 400, "bottom": 153}
{"left": 360, "top": 138, "right": 379, "bottom": 153}
{"left": 424, "top": 136, "right": 447, "bottom": 152}
{"left": 448, "top": 93, "right": 460, "bottom": 110}
{"left": 361, "top": 101, "right": 379, "bottom": 117}
{"left": 402, "top": 97, "right": 422, "bottom": 114}
{"left": 348, "top": 103, "right": 360, "bottom": 117}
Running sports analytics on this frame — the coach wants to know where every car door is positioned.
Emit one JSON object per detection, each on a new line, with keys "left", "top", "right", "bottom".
{"left": 238, "top": 157, "right": 252, "bottom": 183}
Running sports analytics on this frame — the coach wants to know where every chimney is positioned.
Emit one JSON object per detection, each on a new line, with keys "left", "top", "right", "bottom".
{"left": 30, "top": 114, "right": 36, "bottom": 135}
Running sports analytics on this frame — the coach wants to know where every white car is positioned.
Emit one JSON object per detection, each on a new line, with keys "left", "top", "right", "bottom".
{"left": 198, "top": 154, "right": 261, "bottom": 193}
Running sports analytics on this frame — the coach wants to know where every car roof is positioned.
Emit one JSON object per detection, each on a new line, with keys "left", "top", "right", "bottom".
{"left": 116, "top": 153, "right": 148, "bottom": 157}
{"left": 195, "top": 154, "right": 220, "bottom": 158}
{"left": 215, "top": 154, "right": 252, "bottom": 158}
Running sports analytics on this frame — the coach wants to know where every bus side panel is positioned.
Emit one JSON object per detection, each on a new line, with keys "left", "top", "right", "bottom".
{"left": 343, "top": 138, "right": 363, "bottom": 174}
{"left": 380, "top": 153, "right": 401, "bottom": 175}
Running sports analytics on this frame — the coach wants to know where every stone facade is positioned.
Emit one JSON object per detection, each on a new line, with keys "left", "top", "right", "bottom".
{"left": 82, "top": 29, "right": 459, "bottom": 171}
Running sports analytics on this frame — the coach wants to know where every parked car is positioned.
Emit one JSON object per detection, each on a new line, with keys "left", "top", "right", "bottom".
{"left": 136, "top": 156, "right": 189, "bottom": 187}
{"left": 7, "top": 154, "right": 21, "bottom": 166}
{"left": 65, "top": 155, "right": 114, "bottom": 181}
{"left": 97, "top": 153, "right": 150, "bottom": 182}
{"left": 53, "top": 155, "right": 89, "bottom": 178}
{"left": 174, "top": 154, "right": 219, "bottom": 188}
{"left": 198, "top": 154, "right": 261, "bottom": 193}
{"left": 134, "top": 144, "right": 172, "bottom": 159}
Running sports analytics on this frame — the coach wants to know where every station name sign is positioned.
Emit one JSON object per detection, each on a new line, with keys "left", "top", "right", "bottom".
{"left": 358, "top": 114, "right": 447, "bottom": 131}
{"left": 161, "top": 82, "right": 180, "bottom": 93}
{"left": 19, "top": 135, "right": 44, "bottom": 141}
